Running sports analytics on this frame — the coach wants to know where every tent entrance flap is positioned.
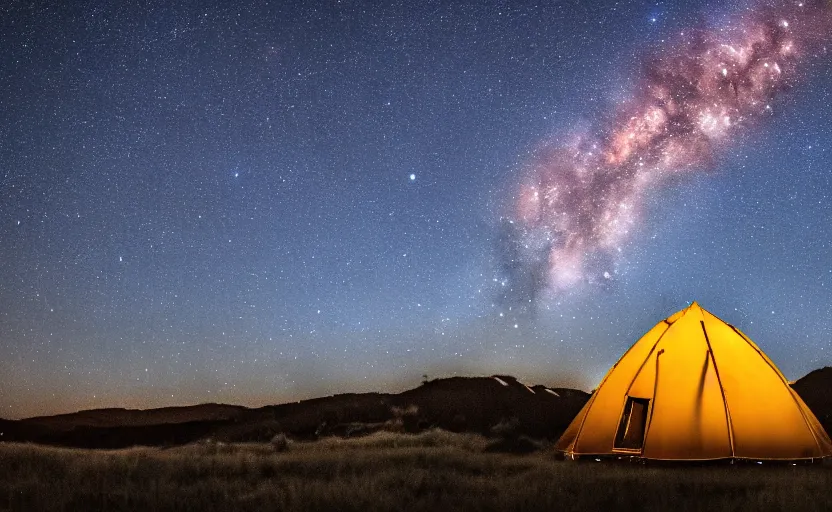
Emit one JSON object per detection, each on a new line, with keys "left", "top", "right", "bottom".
{"left": 614, "top": 397, "right": 650, "bottom": 451}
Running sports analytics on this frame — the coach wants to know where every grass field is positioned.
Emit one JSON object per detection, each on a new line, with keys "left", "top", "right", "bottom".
{"left": 1, "top": 430, "right": 830, "bottom": 511}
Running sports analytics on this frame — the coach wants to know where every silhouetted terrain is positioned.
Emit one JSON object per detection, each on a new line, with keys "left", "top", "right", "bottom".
{"left": 0, "top": 376, "right": 587, "bottom": 449}
{"left": 0, "top": 369, "right": 828, "bottom": 450}
{"left": 21, "top": 404, "right": 249, "bottom": 430}
{"left": 792, "top": 366, "right": 832, "bottom": 435}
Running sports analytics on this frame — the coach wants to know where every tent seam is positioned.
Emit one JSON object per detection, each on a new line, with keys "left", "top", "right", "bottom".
{"left": 619, "top": 323, "right": 676, "bottom": 454}
{"left": 700, "top": 319, "right": 736, "bottom": 458}
{"left": 640, "top": 347, "right": 664, "bottom": 456}
{"left": 571, "top": 319, "right": 675, "bottom": 454}
{"left": 728, "top": 324, "right": 826, "bottom": 455}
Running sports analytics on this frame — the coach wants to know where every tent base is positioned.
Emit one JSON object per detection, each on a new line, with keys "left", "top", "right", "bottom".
{"left": 558, "top": 452, "right": 831, "bottom": 466}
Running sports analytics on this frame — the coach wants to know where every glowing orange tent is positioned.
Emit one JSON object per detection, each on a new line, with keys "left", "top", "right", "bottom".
{"left": 556, "top": 302, "right": 832, "bottom": 461}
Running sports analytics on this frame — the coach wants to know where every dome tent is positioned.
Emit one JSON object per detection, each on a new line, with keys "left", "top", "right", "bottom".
{"left": 556, "top": 302, "right": 832, "bottom": 461}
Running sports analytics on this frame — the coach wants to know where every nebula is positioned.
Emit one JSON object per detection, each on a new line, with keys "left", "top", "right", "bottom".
{"left": 507, "top": 0, "right": 832, "bottom": 300}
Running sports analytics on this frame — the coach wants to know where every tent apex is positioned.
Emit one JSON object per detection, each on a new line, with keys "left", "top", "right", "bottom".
{"left": 688, "top": 301, "right": 708, "bottom": 314}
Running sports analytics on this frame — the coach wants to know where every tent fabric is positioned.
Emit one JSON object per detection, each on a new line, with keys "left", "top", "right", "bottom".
{"left": 556, "top": 302, "right": 832, "bottom": 460}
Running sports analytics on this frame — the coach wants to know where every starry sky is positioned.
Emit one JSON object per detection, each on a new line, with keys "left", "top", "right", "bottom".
{"left": 1, "top": 0, "right": 831, "bottom": 419}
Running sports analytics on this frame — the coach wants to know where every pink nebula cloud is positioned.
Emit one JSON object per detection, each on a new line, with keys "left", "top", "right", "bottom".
{"left": 513, "top": 0, "right": 832, "bottom": 293}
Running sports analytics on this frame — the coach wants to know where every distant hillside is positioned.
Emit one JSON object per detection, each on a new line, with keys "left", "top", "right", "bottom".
{"left": 0, "top": 376, "right": 588, "bottom": 449}
{"left": 792, "top": 366, "right": 832, "bottom": 435}
{"left": 395, "top": 375, "right": 588, "bottom": 439}
{"left": 21, "top": 404, "right": 250, "bottom": 430}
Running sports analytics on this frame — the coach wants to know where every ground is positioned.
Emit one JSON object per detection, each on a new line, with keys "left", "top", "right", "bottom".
{"left": 1, "top": 430, "right": 830, "bottom": 512}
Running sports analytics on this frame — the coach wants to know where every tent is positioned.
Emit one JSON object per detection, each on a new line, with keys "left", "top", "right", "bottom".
{"left": 556, "top": 302, "right": 832, "bottom": 461}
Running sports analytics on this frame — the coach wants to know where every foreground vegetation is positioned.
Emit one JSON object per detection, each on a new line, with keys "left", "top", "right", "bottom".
{"left": 0, "top": 430, "right": 831, "bottom": 511}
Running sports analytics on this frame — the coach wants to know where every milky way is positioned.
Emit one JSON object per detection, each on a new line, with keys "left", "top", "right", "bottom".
{"left": 508, "top": 0, "right": 832, "bottom": 300}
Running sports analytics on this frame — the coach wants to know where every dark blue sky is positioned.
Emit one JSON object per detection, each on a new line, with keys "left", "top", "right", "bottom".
{"left": 1, "top": 0, "right": 830, "bottom": 418}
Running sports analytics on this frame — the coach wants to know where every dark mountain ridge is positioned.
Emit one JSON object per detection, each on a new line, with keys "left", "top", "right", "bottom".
{"left": 792, "top": 366, "right": 832, "bottom": 433}
{"left": 0, "top": 376, "right": 587, "bottom": 448}
{"left": 22, "top": 404, "right": 250, "bottom": 430}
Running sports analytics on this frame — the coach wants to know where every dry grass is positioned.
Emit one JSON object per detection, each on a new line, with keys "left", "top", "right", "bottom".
{"left": 0, "top": 430, "right": 831, "bottom": 511}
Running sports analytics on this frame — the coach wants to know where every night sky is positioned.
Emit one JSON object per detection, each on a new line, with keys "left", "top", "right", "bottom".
{"left": 2, "top": 0, "right": 831, "bottom": 419}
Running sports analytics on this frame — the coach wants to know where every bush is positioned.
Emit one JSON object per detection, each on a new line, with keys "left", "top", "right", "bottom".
{"left": 490, "top": 417, "right": 521, "bottom": 439}
{"left": 270, "top": 433, "right": 288, "bottom": 452}
{"left": 483, "top": 436, "right": 543, "bottom": 454}
{"left": 391, "top": 405, "right": 420, "bottom": 433}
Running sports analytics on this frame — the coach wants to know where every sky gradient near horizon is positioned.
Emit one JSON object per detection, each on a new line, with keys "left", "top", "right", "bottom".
{"left": 2, "top": 0, "right": 831, "bottom": 418}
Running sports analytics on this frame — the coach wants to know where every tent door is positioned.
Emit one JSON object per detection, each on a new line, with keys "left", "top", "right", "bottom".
{"left": 614, "top": 397, "right": 650, "bottom": 451}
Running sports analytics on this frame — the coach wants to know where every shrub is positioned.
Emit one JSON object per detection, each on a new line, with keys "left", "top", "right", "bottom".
{"left": 270, "top": 433, "right": 288, "bottom": 452}
{"left": 490, "top": 417, "right": 521, "bottom": 439}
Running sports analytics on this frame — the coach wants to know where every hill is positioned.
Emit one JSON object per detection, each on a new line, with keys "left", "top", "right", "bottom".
{"left": 0, "top": 376, "right": 587, "bottom": 449}
{"left": 792, "top": 366, "right": 832, "bottom": 435}
{"left": 21, "top": 404, "right": 250, "bottom": 430}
